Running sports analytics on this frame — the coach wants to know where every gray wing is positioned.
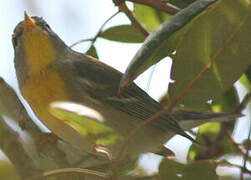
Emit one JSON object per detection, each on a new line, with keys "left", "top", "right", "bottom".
{"left": 68, "top": 54, "right": 194, "bottom": 141}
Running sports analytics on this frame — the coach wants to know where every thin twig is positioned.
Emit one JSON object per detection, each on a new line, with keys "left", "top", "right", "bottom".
{"left": 235, "top": 91, "right": 251, "bottom": 113}
{"left": 70, "top": 11, "right": 120, "bottom": 48}
{"left": 227, "top": 132, "right": 245, "bottom": 155}
{"left": 218, "top": 161, "right": 251, "bottom": 176}
{"left": 28, "top": 168, "right": 109, "bottom": 180}
{"left": 70, "top": 38, "right": 94, "bottom": 48}
{"left": 126, "top": 0, "right": 180, "bottom": 15}
{"left": 113, "top": 0, "right": 149, "bottom": 37}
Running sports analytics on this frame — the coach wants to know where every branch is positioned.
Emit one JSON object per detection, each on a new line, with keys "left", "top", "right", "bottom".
{"left": 0, "top": 116, "right": 41, "bottom": 179}
{"left": 126, "top": 0, "right": 180, "bottom": 15}
{"left": 70, "top": 11, "right": 120, "bottom": 48}
{"left": 28, "top": 168, "right": 108, "bottom": 180}
{"left": 114, "top": 0, "right": 149, "bottom": 37}
{"left": 0, "top": 78, "right": 71, "bottom": 168}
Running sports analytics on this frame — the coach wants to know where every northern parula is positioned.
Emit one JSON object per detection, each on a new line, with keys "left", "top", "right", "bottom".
{"left": 12, "top": 13, "right": 240, "bottom": 159}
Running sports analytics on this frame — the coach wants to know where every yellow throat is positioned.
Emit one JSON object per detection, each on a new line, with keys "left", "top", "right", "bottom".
{"left": 21, "top": 13, "right": 68, "bottom": 123}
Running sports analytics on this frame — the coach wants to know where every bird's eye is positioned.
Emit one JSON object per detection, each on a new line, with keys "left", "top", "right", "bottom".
{"left": 45, "top": 24, "right": 50, "bottom": 29}
{"left": 12, "top": 34, "right": 19, "bottom": 47}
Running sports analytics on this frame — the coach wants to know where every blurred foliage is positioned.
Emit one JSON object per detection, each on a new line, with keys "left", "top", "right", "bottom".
{"left": 0, "top": 159, "right": 20, "bottom": 180}
{"left": 159, "top": 159, "right": 218, "bottom": 180}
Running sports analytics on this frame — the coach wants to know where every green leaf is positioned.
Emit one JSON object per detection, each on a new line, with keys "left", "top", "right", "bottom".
{"left": 159, "top": 159, "right": 185, "bottom": 180}
{"left": 245, "top": 64, "right": 251, "bottom": 81}
{"left": 239, "top": 74, "right": 251, "bottom": 90}
{"left": 182, "top": 161, "right": 218, "bottom": 180}
{"left": 168, "top": 0, "right": 251, "bottom": 108}
{"left": 86, "top": 45, "right": 99, "bottom": 59}
{"left": 121, "top": 0, "right": 217, "bottom": 88}
{"left": 188, "top": 88, "right": 239, "bottom": 160}
{"left": 100, "top": 25, "right": 145, "bottom": 43}
{"left": 49, "top": 102, "right": 123, "bottom": 146}
{"left": 239, "top": 65, "right": 251, "bottom": 90}
{"left": 134, "top": 4, "right": 171, "bottom": 31}
{"left": 159, "top": 159, "right": 218, "bottom": 180}
{"left": 212, "top": 87, "right": 239, "bottom": 113}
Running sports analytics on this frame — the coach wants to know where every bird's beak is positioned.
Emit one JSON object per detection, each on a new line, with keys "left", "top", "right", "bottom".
{"left": 24, "top": 11, "right": 35, "bottom": 31}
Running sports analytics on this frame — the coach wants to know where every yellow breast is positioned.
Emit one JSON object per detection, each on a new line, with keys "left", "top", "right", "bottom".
{"left": 21, "top": 70, "right": 69, "bottom": 114}
{"left": 22, "top": 24, "right": 69, "bottom": 125}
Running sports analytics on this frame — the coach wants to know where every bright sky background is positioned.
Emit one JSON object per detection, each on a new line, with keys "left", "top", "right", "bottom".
{"left": 0, "top": 0, "right": 250, "bottom": 175}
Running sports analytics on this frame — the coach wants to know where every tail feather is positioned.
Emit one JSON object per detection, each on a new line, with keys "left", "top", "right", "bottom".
{"left": 171, "top": 110, "right": 243, "bottom": 130}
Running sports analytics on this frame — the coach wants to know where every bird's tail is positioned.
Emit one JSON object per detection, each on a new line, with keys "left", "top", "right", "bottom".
{"left": 171, "top": 110, "right": 243, "bottom": 130}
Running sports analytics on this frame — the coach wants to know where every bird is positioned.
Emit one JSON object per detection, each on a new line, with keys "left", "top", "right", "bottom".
{"left": 12, "top": 12, "right": 241, "bottom": 160}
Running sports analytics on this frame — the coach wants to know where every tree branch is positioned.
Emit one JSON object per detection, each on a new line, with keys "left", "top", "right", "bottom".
{"left": 0, "top": 116, "right": 41, "bottom": 179}
{"left": 70, "top": 11, "right": 120, "bottom": 49}
{"left": 114, "top": 0, "right": 149, "bottom": 37}
{"left": 0, "top": 78, "right": 72, "bottom": 168}
{"left": 126, "top": 0, "right": 180, "bottom": 15}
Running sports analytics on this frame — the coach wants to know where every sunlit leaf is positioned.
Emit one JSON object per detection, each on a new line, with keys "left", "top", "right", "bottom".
{"left": 134, "top": 4, "right": 171, "bottom": 31}
{"left": 239, "top": 65, "right": 251, "bottom": 90}
{"left": 49, "top": 102, "right": 123, "bottom": 145}
{"left": 239, "top": 74, "right": 251, "bottom": 90}
{"left": 100, "top": 25, "right": 145, "bottom": 43}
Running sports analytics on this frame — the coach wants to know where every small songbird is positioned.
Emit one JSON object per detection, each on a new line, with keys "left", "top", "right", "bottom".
{"left": 12, "top": 12, "right": 240, "bottom": 159}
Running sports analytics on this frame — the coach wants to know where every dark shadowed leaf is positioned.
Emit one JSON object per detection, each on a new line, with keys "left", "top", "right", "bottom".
{"left": 183, "top": 161, "right": 218, "bottom": 180}
{"left": 245, "top": 65, "right": 251, "bottom": 81}
{"left": 159, "top": 159, "right": 218, "bottom": 180}
{"left": 100, "top": 25, "right": 145, "bottom": 43}
{"left": 86, "top": 45, "right": 99, "bottom": 59}
{"left": 121, "top": 0, "right": 217, "bottom": 88}
{"left": 188, "top": 87, "right": 239, "bottom": 160}
{"left": 158, "top": 159, "right": 185, "bottom": 180}
{"left": 239, "top": 65, "right": 251, "bottom": 90}
{"left": 212, "top": 87, "right": 239, "bottom": 113}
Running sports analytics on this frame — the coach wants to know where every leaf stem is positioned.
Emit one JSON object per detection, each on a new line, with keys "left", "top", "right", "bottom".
{"left": 70, "top": 11, "right": 120, "bottom": 48}
{"left": 113, "top": 0, "right": 149, "bottom": 37}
